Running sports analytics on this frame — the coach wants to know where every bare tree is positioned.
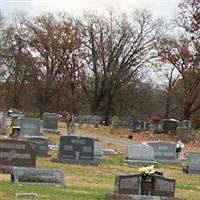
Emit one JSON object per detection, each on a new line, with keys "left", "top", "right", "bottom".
{"left": 81, "top": 11, "right": 165, "bottom": 124}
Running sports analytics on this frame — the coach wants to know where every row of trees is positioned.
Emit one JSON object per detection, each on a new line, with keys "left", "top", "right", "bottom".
{"left": 0, "top": 0, "right": 199, "bottom": 125}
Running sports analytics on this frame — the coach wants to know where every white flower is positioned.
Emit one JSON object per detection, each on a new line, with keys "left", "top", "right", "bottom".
{"left": 176, "top": 141, "right": 185, "bottom": 149}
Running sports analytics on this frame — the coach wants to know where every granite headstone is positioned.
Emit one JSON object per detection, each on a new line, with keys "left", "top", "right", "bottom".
{"left": 57, "top": 136, "right": 98, "bottom": 164}
{"left": 144, "top": 141, "right": 178, "bottom": 163}
{"left": 151, "top": 175, "right": 175, "bottom": 197}
{"left": 115, "top": 174, "right": 140, "bottom": 194}
{"left": 43, "top": 112, "right": 59, "bottom": 133}
{"left": 0, "top": 139, "right": 36, "bottom": 169}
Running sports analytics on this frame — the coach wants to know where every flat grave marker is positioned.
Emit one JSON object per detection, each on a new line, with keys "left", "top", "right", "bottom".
{"left": 11, "top": 167, "right": 64, "bottom": 186}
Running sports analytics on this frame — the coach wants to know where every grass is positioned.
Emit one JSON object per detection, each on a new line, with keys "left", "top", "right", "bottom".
{"left": 0, "top": 154, "right": 200, "bottom": 200}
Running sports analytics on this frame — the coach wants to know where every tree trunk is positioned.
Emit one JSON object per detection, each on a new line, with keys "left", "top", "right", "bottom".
{"left": 103, "top": 92, "right": 113, "bottom": 126}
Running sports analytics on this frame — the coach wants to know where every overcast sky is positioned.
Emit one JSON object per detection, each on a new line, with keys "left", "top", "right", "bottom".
{"left": 1, "top": 0, "right": 182, "bottom": 21}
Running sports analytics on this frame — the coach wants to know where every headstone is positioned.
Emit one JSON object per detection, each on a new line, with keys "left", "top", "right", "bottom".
{"left": 0, "top": 111, "right": 6, "bottom": 134}
{"left": 23, "top": 136, "right": 49, "bottom": 157}
{"left": 128, "top": 120, "right": 142, "bottom": 132}
{"left": 57, "top": 136, "right": 98, "bottom": 164}
{"left": 151, "top": 175, "right": 175, "bottom": 197}
{"left": 176, "top": 126, "right": 191, "bottom": 142}
{"left": 10, "top": 114, "right": 24, "bottom": 127}
{"left": 94, "top": 143, "right": 103, "bottom": 158}
{"left": 11, "top": 167, "right": 64, "bottom": 186}
{"left": 42, "top": 112, "right": 59, "bottom": 133}
{"left": 19, "top": 117, "right": 42, "bottom": 138}
{"left": 161, "top": 119, "right": 179, "bottom": 133}
{"left": 186, "top": 152, "right": 200, "bottom": 174}
{"left": 114, "top": 174, "right": 140, "bottom": 194}
{"left": 0, "top": 139, "right": 36, "bottom": 169}
{"left": 111, "top": 116, "right": 119, "bottom": 128}
{"left": 144, "top": 141, "right": 178, "bottom": 163}
{"left": 102, "top": 149, "right": 117, "bottom": 155}
{"left": 125, "top": 144, "right": 159, "bottom": 166}
{"left": 180, "top": 120, "right": 192, "bottom": 129}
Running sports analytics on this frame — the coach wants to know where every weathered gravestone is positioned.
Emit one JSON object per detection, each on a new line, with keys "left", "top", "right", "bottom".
{"left": 125, "top": 144, "right": 159, "bottom": 166}
{"left": 0, "top": 111, "right": 6, "bottom": 135}
{"left": 180, "top": 120, "right": 192, "bottom": 129}
{"left": 128, "top": 120, "right": 142, "bottom": 132}
{"left": 102, "top": 148, "right": 117, "bottom": 156}
{"left": 94, "top": 142, "right": 103, "bottom": 158}
{"left": 161, "top": 119, "right": 179, "bottom": 133}
{"left": 151, "top": 175, "right": 175, "bottom": 197}
{"left": 144, "top": 141, "right": 179, "bottom": 163}
{"left": 43, "top": 112, "right": 59, "bottom": 133}
{"left": 114, "top": 174, "right": 140, "bottom": 194}
{"left": 23, "top": 136, "right": 49, "bottom": 157}
{"left": 11, "top": 167, "right": 64, "bottom": 186}
{"left": 111, "top": 116, "right": 119, "bottom": 128}
{"left": 176, "top": 126, "right": 191, "bottom": 142}
{"left": 0, "top": 139, "right": 36, "bottom": 170}
{"left": 185, "top": 152, "right": 200, "bottom": 174}
{"left": 57, "top": 136, "right": 99, "bottom": 164}
{"left": 19, "top": 117, "right": 42, "bottom": 138}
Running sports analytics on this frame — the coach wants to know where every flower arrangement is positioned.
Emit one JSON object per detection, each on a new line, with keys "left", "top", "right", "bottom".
{"left": 138, "top": 165, "right": 155, "bottom": 182}
{"left": 176, "top": 140, "right": 185, "bottom": 153}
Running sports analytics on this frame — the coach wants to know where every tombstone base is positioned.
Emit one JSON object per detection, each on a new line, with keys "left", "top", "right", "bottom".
{"left": 156, "top": 159, "right": 181, "bottom": 164}
{"left": 52, "top": 158, "right": 100, "bottom": 165}
{"left": 43, "top": 128, "right": 60, "bottom": 134}
{"left": 0, "top": 165, "right": 13, "bottom": 174}
{"left": 0, "top": 129, "right": 7, "bottom": 135}
{"left": 105, "top": 193, "right": 183, "bottom": 200}
{"left": 124, "top": 160, "right": 159, "bottom": 167}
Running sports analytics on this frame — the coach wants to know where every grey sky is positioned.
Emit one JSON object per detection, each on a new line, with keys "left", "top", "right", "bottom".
{"left": 1, "top": 0, "right": 182, "bottom": 21}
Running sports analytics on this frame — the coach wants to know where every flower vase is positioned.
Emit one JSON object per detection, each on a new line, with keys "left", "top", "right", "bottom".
{"left": 140, "top": 180, "right": 151, "bottom": 195}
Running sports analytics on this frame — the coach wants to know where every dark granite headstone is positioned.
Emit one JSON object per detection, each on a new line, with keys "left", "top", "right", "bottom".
{"left": 23, "top": 136, "right": 49, "bottom": 156}
{"left": 57, "top": 136, "right": 97, "bottom": 163}
{"left": 11, "top": 167, "right": 64, "bottom": 186}
{"left": 20, "top": 117, "right": 42, "bottom": 138}
{"left": 186, "top": 152, "right": 200, "bottom": 174}
{"left": 115, "top": 174, "right": 140, "bottom": 194}
{"left": 161, "top": 119, "right": 179, "bottom": 133}
{"left": 0, "top": 139, "right": 36, "bottom": 169}
{"left": 144, "top": 141, "right": 178, "bottom": 163}
{"left": 129, "top": 120, "right": 142, "bottom": 132}
{"left": 151, "top": 175, "right": 175, "bottom": 197}
{"left": 125, "top": 144, "right": 158, "bottom": 166}
{"left": 43, "top": 112, "right": 59, "bottom": 133}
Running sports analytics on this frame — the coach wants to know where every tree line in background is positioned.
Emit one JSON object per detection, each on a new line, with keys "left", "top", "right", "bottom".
{"left": 0, "top": 0, "right": 199, "bottom": 126}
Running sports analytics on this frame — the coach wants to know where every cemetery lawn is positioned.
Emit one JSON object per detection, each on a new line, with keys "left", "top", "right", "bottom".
{"left": 1, "top": 154, "right": 200, "bottom": 200}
